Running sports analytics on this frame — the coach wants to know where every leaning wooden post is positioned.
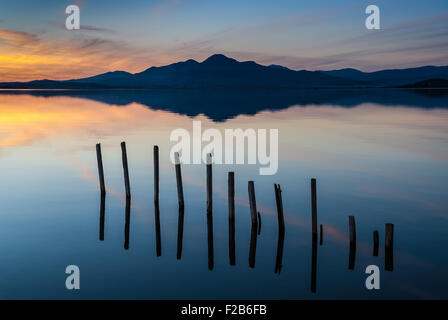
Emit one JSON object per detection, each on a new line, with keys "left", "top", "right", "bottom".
{"left": 385, "top": 223, "right": 394, "bottom": 271}
{"left": 206, "top": 153, "right": 212, "bottom": 213}
{"left": 373, "top": 230, "right": 379, "bottom": 256}
{"left": 248, "top": 181, "right": 258, "bottom": 268}
{"left": 311, "top": 178, "right": 317, "bottom": 236}
{"left": 121, "top": 142, "right": 131, "bottom": 198}
{"left": 174, "top": 152, "right": 184, "bottom": 209}
{"left": 228, "top": 172, "right": 236, "bottom": 266}
{"left": 154, "top": 146, "right": 159, "bottom": 203}
{"left": 96, "top": 143, "right": 106, "bottom": 195}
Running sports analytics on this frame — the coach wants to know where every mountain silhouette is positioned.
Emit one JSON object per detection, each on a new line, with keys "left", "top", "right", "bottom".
{"left": 0, "top": 54, "right": 447, "bottom": 89}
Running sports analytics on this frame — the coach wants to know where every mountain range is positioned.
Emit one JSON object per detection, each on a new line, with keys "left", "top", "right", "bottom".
{"left": 0, "top": 54, "right": 447, "bottom": 89}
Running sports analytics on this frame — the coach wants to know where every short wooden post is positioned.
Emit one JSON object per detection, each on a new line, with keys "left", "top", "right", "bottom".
{"left": 174, "top": 152, "right": 184, "bottom": 209}
{"left": 248, "top": 181, "right": 258, "bottom": 268}
{"left": 228, "top": 172, "right": 236, "bottom": 266}
{"left": 373, "top": 230, "right": 379, "bottom": 256}
{"left": 311, "top": 178, "right": 317, "bottom": 236}
{"left": 206, "top": 153, "right": 212, "bottom": 213}
{"left": 319, "top": 224, "right": 323, "bottom": 246}
{"left": 154, "top": 146, "right": 159, "bottom": 203}
{"left": 120, "top": 142, "right": 131, "bottom": 198}
{"left": 385, "top": 223, "right": 394, "bottom": 271}
{"left": 96, "top": 143, "right": 106, "bottom": 194}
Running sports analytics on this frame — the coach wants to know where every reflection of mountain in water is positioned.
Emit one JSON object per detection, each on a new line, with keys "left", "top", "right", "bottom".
{"left": 1, "top": 88, "right": 447, "bottom": 121}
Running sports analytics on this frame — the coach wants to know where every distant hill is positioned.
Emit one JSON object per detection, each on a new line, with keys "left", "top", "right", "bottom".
{"left": 321, "top": 66, "right": 448, "bottom": 86}
{"left": 399, "top": 78, "right": 448, "bottom": 88}
{"left": 0, "top": 54, "right": 447, "bottom": 89}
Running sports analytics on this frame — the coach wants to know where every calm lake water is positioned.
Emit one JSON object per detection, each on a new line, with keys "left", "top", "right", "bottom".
{"left": 0, "top": 89, "right": 447, "bottom": 299}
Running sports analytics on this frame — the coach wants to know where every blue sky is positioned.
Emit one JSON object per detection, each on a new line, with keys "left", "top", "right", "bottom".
{"left": 0, "top": 0, "right": 447, "bottom": 80}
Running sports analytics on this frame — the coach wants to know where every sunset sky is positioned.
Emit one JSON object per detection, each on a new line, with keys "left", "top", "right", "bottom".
{"left": 0, "top": 0, "right": 447, "bottom": 81}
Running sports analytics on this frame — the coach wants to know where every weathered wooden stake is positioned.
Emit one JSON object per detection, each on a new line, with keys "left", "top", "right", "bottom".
{"left": 96, "top": 143, "right": 106, "bottom": 194}
{"left": 174, "top": 152, "right": 184, "bottom": 208}
{"left": 385, "top": 223, "right": 394, "bottom": 271}
{"left": 120, "top": 142, "right": 131, "bottom": 198}
{"left": 311, "top": 178, "right": 317, "bottom": 236}
{"left": 228, "top": 172, "right": 236, "bottom": 266}
{"left": 373, "top": 230, "right": 379, "bottom": 256}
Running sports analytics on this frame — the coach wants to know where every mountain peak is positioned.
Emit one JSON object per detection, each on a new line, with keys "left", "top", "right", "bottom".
{"left": 202, "top": 54, "right": 237, "bottom": 65}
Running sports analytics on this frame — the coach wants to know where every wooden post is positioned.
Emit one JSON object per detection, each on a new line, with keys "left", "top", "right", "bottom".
{"left": 96, "top": 143, "right": 106, "bottom": 194}
{"left": 121, "top": 142, "right": 131, "bottom": 198}
{"left": 257, "top": 212, "right": 262, "bottom": 235}
{"left": 349, "top": 216, "right": 356, "bottom": 245}
{"left": 206, "top": 153, "right": 212, "bottom": 213}
{"left": 311, "top": 178, "right": 317, "bottom": 236}
{"left": 154, "top": 146, "right": 159, "bottom": 203}
{"left": 174, "top": 152, "right": 184, "bottom": 209}
{"left": 373, "top": 230, "right": 379, "bottom": 256}
{"left": 99, "top": 192, "right": 106, "bottom": 241}
{"left": 228, "top": 172, "right": 236, "bottom": 266}
{"left": 274, "top": 184, "right": 285, "bottom": 274}
{"left": 248, "top": 181, "right": 258, "bottom": 268}
{"left": 124, "top": 196, "right": 131, "bottom": 250}
{"left": 348, "top": 241, "right": 356, "bottom": 270}
{"left": 319, "top": 224, "right": 323, "bottom": 246}
{"left": 385, "top": 223, "right": 394, "bottom": 271}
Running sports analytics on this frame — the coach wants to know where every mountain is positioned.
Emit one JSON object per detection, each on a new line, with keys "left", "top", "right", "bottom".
{"left": 1, "top": 54, "right": 447, "bottom": 89}
{"left": 321, "top": 66, "right": 448, "bottom": 86}
{"left": 0, "top": 54, "right": 361, "bottom": 89}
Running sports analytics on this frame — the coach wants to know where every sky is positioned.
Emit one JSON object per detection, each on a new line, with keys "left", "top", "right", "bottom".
{"left": 0, "top": 0, "right": 447, "bottom": 81}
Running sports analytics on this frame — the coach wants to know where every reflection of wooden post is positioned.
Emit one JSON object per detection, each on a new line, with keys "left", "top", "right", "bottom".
{"left": 154, "top": 146, "right": 159, "bottom": 203}
{"left": 248, "top": 181, "right": 258, "bottom": 268}
{"left": 124, "top": 196, "right": 131, "bottom": 250}
{"left": 228, "top": 172, "right": 236, "bottom": 266}
{"left": 311, "top": 233, "right": 318, "bottom": 292}
{"left": 176, "top": 205, "right": 184, "bottom": 260}
{"left": 99, "top": 192, "right": 106, "bottom": 241}
{"left": 349, "top": 216, "right": 356, "bottom": 245}
{"left": 319, "top": 224, "right": 323, "bottom": 246}
{"left": 348, "top": 216, "right": 356, "bottom": 270}
{"left": 311, "top": 179, "right": 317, "bottom": 236}
{"left": 373, "top": 230, "right": 379, "bottom": 256}
{"left": 385, "top": 223, "right": 394, "bottom": 271}
{"left": 96, "top": 143, "right": 106, "bottom": 195}
{"left": 174, "top": 152, "right": 184, "bottom": 209}
{"left": 206, "top": 153, "right": 212, "bottom": 213}
{"left": 121, "top": 142, "right": 131, "bottom": 198}
{"left": 274, "top": 184, "right": 285, "bottom": 274}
